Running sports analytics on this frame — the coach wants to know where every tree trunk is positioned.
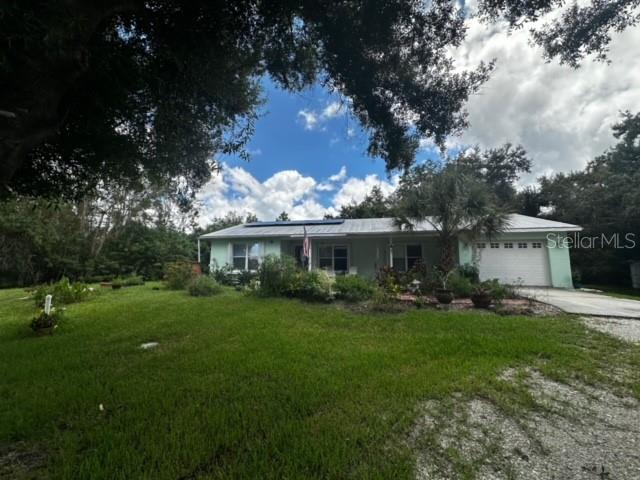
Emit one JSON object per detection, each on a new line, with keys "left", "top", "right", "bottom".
{"left": 439, "top": 235, "right": 456, "bottom": 273}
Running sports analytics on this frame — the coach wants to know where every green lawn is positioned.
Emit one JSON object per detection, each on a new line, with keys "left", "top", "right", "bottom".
{"left": 1, "top": 285, "right": 638, "bottom": 479}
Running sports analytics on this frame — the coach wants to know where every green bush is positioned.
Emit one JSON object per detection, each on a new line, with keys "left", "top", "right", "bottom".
{"left": 457, "top": 264, "right": 480, "bottom": 283}
{"left": 187, "top": 276, "right": 222, "bottom": 296}
{"left": 165, "top": 261, "right": 195, "bottom": 290}
{"left": 370, "top": 289, "right": 405, "bottom": 313}
{"left": 481, "top": 279, "right": 518, "bottom": 302}
{"left": 288, "top": 270, "right": 333, "bottom": 302}
{"left": 334, "top": 275, "right": 377, "bottom": 302}
{"left": 30, "top": 307, "right": 64, "bottom": 332}
{"left": 257, "top": 255, "right": 298, "bottom": 296}
{"left": 32, "top": 277, "right": 92, "bottom": 306}
{"left": 212, "top": 265, "right": 257, "bottom": 286}
{"left": 212, "top": 265, "right": 234, "bottom": 285}
{"left": 376, "top": 266, "right": 401, "bottom": 296}
{"left": 448, "top": 274, "right": 474, "bottom": 298}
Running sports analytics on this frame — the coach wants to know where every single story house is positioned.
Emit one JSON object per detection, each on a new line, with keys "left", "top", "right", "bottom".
{"left": 198, "top": 214, "right": 582, "bottom": 288}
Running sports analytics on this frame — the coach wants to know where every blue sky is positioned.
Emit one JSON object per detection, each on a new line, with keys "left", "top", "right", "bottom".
{"left": 197, "top": 9, "right": 640, "bottom": 225}
{"left": 220, "top": 78, "right": 432, "bottom": 208}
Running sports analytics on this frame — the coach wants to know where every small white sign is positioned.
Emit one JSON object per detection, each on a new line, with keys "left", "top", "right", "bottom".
{"left": 44, "top": 295, "right": 53, "bottom": 315}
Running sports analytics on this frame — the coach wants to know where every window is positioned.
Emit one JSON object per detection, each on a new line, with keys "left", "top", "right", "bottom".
{"left": 532, "top": 242, "right": 543, "bottom": 249}
{"left": 394, "top": 245, "right": 422, "bottom": 272}
{"left": 504, "top": 242, "right": 513, "bottom": 249}
{"left": 476, "top": 242, "right": 486, "bottom": 249}
{"left": 318, "top": 245, "right": 349, "bottom": 273}
{"left": 334, "top": 246, "right": 348, "bottom": 273}
{"left": 232, "top": 243, "right": 247, "bottom": 270}
{"left": 319, "top": 246, "right": 333, "bottom": 270}
{"left": 232, "top": 242, "right": 262, "bottom": 270}
{"left": 406, "top": 245, "right": 422, "bottom": 270}
{"left": 490, "top": 242, "right": 500, "bottom": 249}
{"left": 518, "top": 242, "right": 528, "bottom": 249}
{"left": 248, "top": 242, "right": 261, "bottom": 270}
{"left": 393, "top": 246, "right": 406, "bottom": 272}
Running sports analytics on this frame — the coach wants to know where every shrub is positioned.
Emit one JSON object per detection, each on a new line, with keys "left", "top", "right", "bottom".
{"left": 212, "top": 265, "right": 234, "bottom": 285}
{"left": 448, "top": 273, "right": 474, "bottom": 297}
{"left": 211, "top": 265, "right": 257, "bottom": 286}
{"left": 288, "top": 270, "right": 333, "bottom": 302}
{"left": 457, "top": 264, "right": 480, "bottom": 283}
{"left": 187, "top": 276, "right": 222, "bottom": 296}
{"left": 334, "top": 275, "right": 377, "bottom": 302}
{"left": 165, "top": 261, "right": 195, "bottom": 290}
{"left": 32, "top": 277, "right": 91, "bottom": 306}
{"left": 30, "top": 307, "right": 64, "bottom": 332}
{"left": 370, "top": 289, "right": 405, "bottom": 313}
{"left": 238, "top": 270, "right": 258, "bottom": 286}
{"left": 481, "top": 279, "right": 518, "bottom": 303}
{"left": 257, "top": 255, "right": 298, "bottom": 296}
{"left": 376, "top": 266, "right": 401, "bottom": 296}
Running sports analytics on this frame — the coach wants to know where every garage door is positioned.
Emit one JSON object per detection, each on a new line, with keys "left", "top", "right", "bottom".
{"left": 475, "top": 240, "right": 551, "bottom": 286}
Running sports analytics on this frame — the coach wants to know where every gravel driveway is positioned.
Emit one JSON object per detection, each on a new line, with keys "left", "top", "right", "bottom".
{"left": 582, "top": 316, "right": 640, "bottom": 344}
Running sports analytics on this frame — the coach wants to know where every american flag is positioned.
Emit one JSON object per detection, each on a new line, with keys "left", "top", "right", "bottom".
{"left": 303, "top": 226, "right": 310, "bottom": 260}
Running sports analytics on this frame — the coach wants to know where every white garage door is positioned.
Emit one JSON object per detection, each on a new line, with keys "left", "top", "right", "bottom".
{"left": 475, "top": 240, "right": 551, "bottom": 286}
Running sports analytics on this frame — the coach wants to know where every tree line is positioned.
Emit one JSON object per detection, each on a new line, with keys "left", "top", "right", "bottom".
{"left": 333, "top": 113, "right": 640, "bottom": 285}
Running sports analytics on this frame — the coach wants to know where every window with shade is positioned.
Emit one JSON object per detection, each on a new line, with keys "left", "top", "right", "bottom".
{"left": 232, "top": 243, "right": 247, "bottom": 270}
{"left": 231, "top": 242, "right": 262, "bottom": 270}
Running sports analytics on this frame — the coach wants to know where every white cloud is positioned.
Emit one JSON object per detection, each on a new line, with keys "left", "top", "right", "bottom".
{"left": 196, "top": 164, "right": 400, "bottom": 226}
{"left": 451, "top": 12, "right": 640, "bottom": 182}
{"left": 328, "top": 166, "right": 347, "bottom": 182}
{"left": 316, "top": 166, "right": 348, "bottom": 191}
{"left": 196, "top": 164, "right": 326, "bottom": 225}
{"left": 322, "top": 101, "right": 345, "bottom": 119}
{"left": 297, "top": 100, "right": 348, "bottom": 131}
{"left": 316, "top": 182, "right": 335, "bottom": 192}
{"left": 331, "top": 174, "right": 399, "bottom": 209}
{"left": 297, "top": 109, "right": 319, "bottom": 130}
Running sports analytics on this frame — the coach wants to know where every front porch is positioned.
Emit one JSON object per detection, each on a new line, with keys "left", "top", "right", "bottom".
{"left": 280, "top": 235, "right": 442, "bottom": 277}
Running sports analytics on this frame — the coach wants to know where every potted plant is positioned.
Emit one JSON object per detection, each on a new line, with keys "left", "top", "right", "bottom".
{"left": 30, "top": 308, "right": 63, "bottom": 335}
{"left": 433, "top": 267, "right": 454, "bottom": 304}
{"left": 470, "top": 283, "right": 493, "bottom": 308}
{"left": 111, "top": 279, "right": 122, "bottom": 290}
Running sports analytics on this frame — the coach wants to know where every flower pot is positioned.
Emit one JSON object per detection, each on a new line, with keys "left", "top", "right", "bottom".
{"left": 471, "top": 293, "right": 492, "bottom": 309}
{"left": 435, "top": 288, "right": 454, "bottom": 304}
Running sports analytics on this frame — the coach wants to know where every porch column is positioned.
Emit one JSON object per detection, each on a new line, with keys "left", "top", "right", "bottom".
{"left": 388, "top": 238, "right": 394, "bottom": 268}
{"left": 197, "top": 238, "right": 201, "bottom": 264}
{"left": 308, "top": 239, "right": 312, "bottom": 271}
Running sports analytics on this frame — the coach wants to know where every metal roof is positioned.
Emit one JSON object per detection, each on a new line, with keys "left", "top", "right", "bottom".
{"left": 199, "top": 214, "right": 581, "bottom": 239}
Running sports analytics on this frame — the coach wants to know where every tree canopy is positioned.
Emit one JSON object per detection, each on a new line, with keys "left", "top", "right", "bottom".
{"left": 395, "top": 161, "right": 507, "bottom": 272}
{"left": 539, "top": 111, "right": 640, "bottom": 284}
{"left": 2, "top": 0, "right": 637, "bottom": 199}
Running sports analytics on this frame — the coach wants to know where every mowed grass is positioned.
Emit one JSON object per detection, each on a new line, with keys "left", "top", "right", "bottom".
{"left": 1, "top": 285, "right": 638, "bottom": 479}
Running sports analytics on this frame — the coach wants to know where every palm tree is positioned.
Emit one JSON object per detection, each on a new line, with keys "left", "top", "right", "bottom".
{"left": 395, "top": 162, "right": 507, "bottom": 273}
